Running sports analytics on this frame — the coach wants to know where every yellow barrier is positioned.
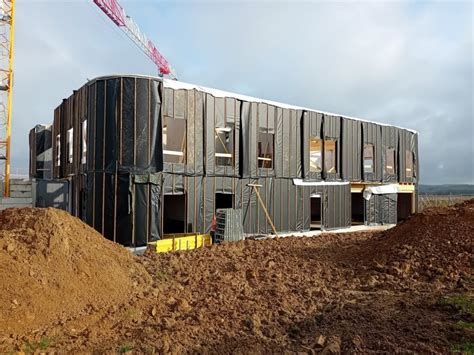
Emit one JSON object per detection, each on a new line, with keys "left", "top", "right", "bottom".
{"left": 150, "top": 233, "right": 212, "bottom": 253}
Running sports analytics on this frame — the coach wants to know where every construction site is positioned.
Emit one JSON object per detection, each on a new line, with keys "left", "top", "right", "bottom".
{"left": 1, "top": 0, "right": 473, "bottom": 353}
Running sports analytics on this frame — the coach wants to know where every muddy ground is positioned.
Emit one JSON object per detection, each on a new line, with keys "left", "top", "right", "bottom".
{"left": 0, "top": 201, "right": 473, "bottom": 353}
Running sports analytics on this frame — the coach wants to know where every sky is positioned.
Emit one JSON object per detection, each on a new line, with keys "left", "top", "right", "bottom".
{"left": 12, "top": 0, "right": 474, "bottom": 184}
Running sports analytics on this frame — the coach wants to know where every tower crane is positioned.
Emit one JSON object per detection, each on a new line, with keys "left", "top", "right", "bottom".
{"left": 93, "top": 0, "right": 177, "bottom": 79}
{"left": 0, "top": 0, "right": 15, "bottom": 197}
{"left": 0, "top": 0, "right": 174, "bottom": 196}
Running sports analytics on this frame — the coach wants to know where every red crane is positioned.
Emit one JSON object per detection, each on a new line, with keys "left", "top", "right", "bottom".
{"left": 93, "top": 0, "right": 177, "bottom": 79}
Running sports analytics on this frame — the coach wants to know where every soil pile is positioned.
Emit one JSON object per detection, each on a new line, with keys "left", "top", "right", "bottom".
{"left": 0, "top": 202, "right": 473, "bottom": 353}
{"left": 0, "top": 208, "right": 150, "bottom": 338}
{"left": 336, "top": 199, "right": 474, "bottom": 289}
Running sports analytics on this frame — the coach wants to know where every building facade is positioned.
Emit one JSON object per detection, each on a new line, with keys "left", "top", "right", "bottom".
{"left": 29, "top": 75, "right": 419, "bottom": 247}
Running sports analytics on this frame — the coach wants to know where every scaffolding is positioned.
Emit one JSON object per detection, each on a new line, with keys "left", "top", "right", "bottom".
{"left": 0, "top": 0, "right": 15, "bottom": 196}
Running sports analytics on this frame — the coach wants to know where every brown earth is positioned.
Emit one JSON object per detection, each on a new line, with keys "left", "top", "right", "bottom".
{"left": 0, "top": 201, "right": 473, "bottom": 353}
{"left": 0, "top": 208, "right": 150, "bottom": 339}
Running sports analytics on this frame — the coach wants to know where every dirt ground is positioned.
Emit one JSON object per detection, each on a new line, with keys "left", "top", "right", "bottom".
{"left": 0, "top": 201, "right": 473, "bottom": 353}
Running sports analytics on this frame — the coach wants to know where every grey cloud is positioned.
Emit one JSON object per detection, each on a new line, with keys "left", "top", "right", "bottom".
{"left": 11, "top": 1, "right": 474, "bottom": 184}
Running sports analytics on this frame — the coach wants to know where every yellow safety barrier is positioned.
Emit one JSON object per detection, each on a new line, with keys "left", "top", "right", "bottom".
{"left": 150, "top": 233, "right": 212, "bottom": 253}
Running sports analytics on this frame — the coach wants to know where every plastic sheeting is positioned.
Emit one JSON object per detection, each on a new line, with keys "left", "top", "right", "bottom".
{"left": 31, "top": 74, "right": 419, "bottom": 247}
{"left": 29, "top": 124, "right": 52, "bottom": 179}
{"left": 381, "top": 126, "right": 398, "bottom": 183}
{"left": 33, "top": 179, "right": 68, "bottom": 210}
{"left": 398, "top": 129, "right": 418, "bottom": 183}
{"left": 163, "top": 78, "right": 418, "bottom": 134}
{"left": 341, "top": 118, "right": 362, "bottom": 181}
{"left": 363, "top": 184, "right": 400, "bottom": 200}
{"left": 365, "top": 194, "right": 397, "bottom": 225}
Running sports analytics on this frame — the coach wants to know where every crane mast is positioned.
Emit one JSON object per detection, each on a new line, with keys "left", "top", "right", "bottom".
{"left": 0, "top": 0, "right": 173, "bottom": 196}
{"left": 93, "top": 0, "right": 177, "bottom": 79}
{"left": 0, "top": 0, "right": 15, "bottom": 197}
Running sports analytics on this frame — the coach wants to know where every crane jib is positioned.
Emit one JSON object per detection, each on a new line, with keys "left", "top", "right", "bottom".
{"left": 93, "top": 0, "right": 172, "bottom": 75}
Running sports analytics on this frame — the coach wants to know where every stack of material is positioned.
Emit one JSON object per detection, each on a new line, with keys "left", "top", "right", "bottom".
{"left": 215, "top": 208, "right": 244, "bottom": 243}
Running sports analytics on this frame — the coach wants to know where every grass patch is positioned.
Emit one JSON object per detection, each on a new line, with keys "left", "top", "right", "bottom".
{"left": 23, "top": 337, "right": 52, "bottom": 353}
{"left": 456, "top": 321, "right": 474, "bottom": 330}
{"left": 440, "top": 295, "right": 474, "bottom": 315}
{"left": 451, "top": 340, "right": 474, "bottom": 354}
{"left": 119, "top": 343, "right": 134, "bottom": 353}
{"left": 439, "top": 294, "right": 474, "bottom": 354}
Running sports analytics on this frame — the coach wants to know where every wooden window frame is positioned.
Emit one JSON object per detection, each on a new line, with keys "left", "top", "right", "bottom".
{"left": 324, "top": 139, "right": 337, "bottom": 174}
{"left": 363, "top": 143, "right": 374, "bottom": 173}
{"left": 309, "top": 137, "right": 322, "bottom": 173}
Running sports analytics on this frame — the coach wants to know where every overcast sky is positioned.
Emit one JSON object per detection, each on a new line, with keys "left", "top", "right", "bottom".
{"left": 13, "top": 0, "right": 473, "bottom": 184}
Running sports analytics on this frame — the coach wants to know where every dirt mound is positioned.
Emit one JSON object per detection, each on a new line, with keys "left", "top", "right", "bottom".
{"left": 337, "top": 198, "right": 474, "bottom": 289}
{"left": 1, "top": 202, "right": 473, "bottom": 353}
{"left": 0, "top": 208, "right": 150, "bottom": 338}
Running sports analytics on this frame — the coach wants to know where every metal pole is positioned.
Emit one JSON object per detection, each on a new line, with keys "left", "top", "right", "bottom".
{"left": 1, "top": 0, "right": 15, "bottom": 197}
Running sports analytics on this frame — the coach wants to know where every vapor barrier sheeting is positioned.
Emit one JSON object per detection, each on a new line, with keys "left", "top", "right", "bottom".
{"left": 363, "top": 184, "right": 399, "bottom": 200}
{"left": 361, "top": 121, "right": 383, "bottom": 182}
{"left": 203, "top": 94, "right": 240, "bottom": 177}
{"left": 29, "top": 124, "right": 52, "bottom": 179}
{"left": 341, "top": 118, "right": 362, "bottom": 181}
{"left": 381, "top": 126, "right": 398, "bottom": 183}
{"left": 31, "top": 74, "right": 419, "bottom": 247}
{"left": 398, "top": 129, "right": 418, "bottom": 183}
{"left": 365, "top": 193, "right": 397, "bottom": 225}
{"left": 302, "top": 111, "right": 323, "bottom": 180}
{"left": 83, "top": 172, "right": 162, "bottom": 247}
{"left": 33, "top": 179, "right": 68, "bottom": 210}
{"left": 308, "top": 183, "right": 351, "bottom": 230}
{"left": 163, "top": 87, "right": 204, "bottom": 176}
{"left": 52, "top": 77, "right": 164, "bottom": 180}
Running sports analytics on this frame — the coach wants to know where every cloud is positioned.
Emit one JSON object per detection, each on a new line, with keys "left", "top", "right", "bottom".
{"left": 11, "top": 0, "right": 473, "bottom": 184}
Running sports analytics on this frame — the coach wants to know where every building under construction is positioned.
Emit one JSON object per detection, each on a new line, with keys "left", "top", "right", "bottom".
{"left": 29, "top": 75, "right": 419, "bottom": 247}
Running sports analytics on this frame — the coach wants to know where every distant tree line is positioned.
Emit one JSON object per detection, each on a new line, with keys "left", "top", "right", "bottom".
{"left": 419, "top": 184, "right": 474, "bottom": 196}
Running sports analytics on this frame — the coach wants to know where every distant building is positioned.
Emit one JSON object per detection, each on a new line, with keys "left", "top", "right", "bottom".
{"left": 29, "top": 75, "right": 419, "bottom": 247}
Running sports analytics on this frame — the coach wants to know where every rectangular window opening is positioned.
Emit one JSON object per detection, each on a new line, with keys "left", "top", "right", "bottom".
{"left": 215, "top": 193, "right": 233, "bottom": 210}
{"left": 397, "top": 193, "right": 413, "bottom": 222}
{"left": 385, "top": 148, "right": 395, "bottom": 175}
{"left": 363, "top": 144, "right": 374, "bottom": 173}
{"left": 406, "top": 150, "right": 413, "bottom": 178}
{"left": 163, "top": 194, "right": 186, "bottom": 235}
{"left": 163, "top": 116, "right": 186, "bottom": 164}
{"left": 81, "top": 120, "right": 87, "bottom": 165}
{"left": 66, "top": 128, "right": 73, "bottom": 164}
{"left": 257, "top": 108, "right": 274, "bottom": 169}
{"left": 56, "top": 134, "right": 61, "bottom": 167}
{"left": 310, "top": 196, "right": 321, "bottom": 230}
{"left": 215, "top": 125, "right": 234, "bottom": 167}
{"left": 310, "top": 138, "right": 322, "bottom": 172}
{"left": 324, "top": 140, "right": 337, "bottom": 174}
{"left": 258, "top": 132, "right": 274, "bottom": 168}
{"left": 351, "top": 193, "right": 365, "bottom": 225}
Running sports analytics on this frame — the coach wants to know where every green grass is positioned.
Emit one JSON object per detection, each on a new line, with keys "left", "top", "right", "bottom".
{"left": 23, "top": 337, "right": 52, "bottom": 353}
{"left": 457, "top": 321, "right": 474, "bottom": 330}
{"left": 119, "top": 343, "right": 134, "bottom": 353}
{"left": 451, "top": 341, "right": 474, "bottom": 354}
{"left": 440, "top": 295, "right": 474, "bottom": 315}
{"left": 439, "top": 295, "right": 474, "bottom": 354}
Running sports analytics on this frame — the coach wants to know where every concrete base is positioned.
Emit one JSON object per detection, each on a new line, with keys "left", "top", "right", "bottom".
{"left": 0, "top": 179, "right": 33, "bottom": 210}
{"left": 250, "top": 224, "right": 395, "bottom": 240}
